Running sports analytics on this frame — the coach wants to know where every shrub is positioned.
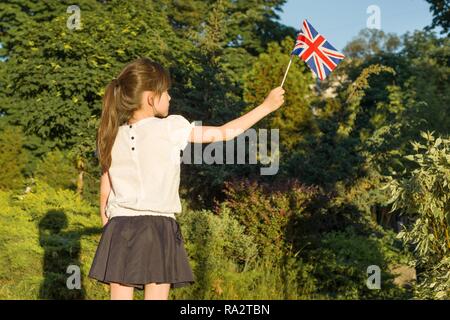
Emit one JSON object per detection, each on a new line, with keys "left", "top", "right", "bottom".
{"left": 0, "top": 179, "right": 105, "bottom": 300}
{"left": 384, "top": 131, "right": 450, "bottom": 299}
{"left": 308, "top": 227, "right": 412, "bottom": 299}
{"left": 221, "top": 178, "right": 320, "bottom": 261}
{"left": 0, "top": 126, "right": 28, "bottom": 191}
{"left": 34, "top": 149, "right": 78, "bottom": 191}
{"left": 173, "top": 203, "right": 317, "bottom": 299}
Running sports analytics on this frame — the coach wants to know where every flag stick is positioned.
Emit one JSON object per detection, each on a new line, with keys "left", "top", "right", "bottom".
{"left": 281, "top": 55, "right": 294, "bottom": 88}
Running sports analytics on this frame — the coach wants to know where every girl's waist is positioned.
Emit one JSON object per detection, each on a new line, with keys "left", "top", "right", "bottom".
{"left": 106, "top": 203, "right": 176, "bottom": 220}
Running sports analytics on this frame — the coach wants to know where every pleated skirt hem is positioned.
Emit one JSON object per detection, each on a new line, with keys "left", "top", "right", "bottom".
{"left": 88, "top": 215, "right": 195, "bottom": 290}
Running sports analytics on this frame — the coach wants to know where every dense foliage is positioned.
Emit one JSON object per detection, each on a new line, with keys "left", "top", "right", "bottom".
{"left": 0, "top": 0, "right": 448, "bottom": 299}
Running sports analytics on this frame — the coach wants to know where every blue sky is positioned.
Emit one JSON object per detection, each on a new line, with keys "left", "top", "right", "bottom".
{"left": 278, "top": 0, "right": 434, "bottom": 50}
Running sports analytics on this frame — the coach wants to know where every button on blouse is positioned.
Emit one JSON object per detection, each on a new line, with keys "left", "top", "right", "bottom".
{"left": 105, "top": 115, "right": 196, "bottom": 219}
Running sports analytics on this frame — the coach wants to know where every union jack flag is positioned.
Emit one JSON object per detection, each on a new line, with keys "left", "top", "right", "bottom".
{"left": 291, "top": 19, "right": 345, "bottom": 81}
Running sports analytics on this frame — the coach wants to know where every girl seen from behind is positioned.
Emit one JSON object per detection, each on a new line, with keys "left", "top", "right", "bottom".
{"left": 89, "top": 57, "right": 285, "bottom": 300}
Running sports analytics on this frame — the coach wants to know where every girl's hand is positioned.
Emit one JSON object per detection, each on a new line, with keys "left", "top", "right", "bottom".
{"left": 262, "top": 86, "right": 285, "bottom": 112}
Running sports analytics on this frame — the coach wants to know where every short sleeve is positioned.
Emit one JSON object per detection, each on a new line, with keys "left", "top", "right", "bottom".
{"left": 167, "top": 115, "right": 196, "bottom": 150}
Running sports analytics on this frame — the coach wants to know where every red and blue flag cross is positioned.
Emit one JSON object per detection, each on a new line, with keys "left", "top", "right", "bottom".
{"left": 291, "top": 19, "right": 345, "bottom": 81}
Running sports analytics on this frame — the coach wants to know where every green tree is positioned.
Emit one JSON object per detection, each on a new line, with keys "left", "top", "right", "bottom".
{"left": 172, "top": 1, "right": 297, "bottom": 209}
{"left": 425, "top": 0, "right": 450, "bottom": 34}
{"left": 243, "top": 37, "right": 316, "bottom": 152}
{"left": 165, "top": 0, "right": 295, "bottom": 56}
{"left": 343, "top": 29, "right": 401, "bottom": 61}
{"left": 34, "top": 149, "right": 78, "bottom": 191}
{"left": 0, "top": 126, "right": 28, "bottom": 190}
{"left": 0, "top": 0, "right": 186, "bottom": 197}
{"left": 385, "top": 131, "right": 450, "bottom": 266}
{"left": 339, "top": 30, "right": 449, "bottom": 179}
{"left": 384, "top": 131, "right": 450, "bottom": 299}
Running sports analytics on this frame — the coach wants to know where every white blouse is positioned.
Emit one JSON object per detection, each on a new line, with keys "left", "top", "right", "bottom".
{"left": 105, "top": 115, "right": 196, "bottom": 220}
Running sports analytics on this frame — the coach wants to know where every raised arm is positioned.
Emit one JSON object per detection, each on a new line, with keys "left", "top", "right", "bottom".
{"left": 99, "top": 171, "right": 111, "bottom": 227}
{"left": 188, "top": 87, "right": 285, "bottom": 144}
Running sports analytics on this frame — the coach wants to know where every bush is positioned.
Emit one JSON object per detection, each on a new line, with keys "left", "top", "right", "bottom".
{"left": 0, "top": 179, "right": 105, "bottom": 299}
{"left": 384, "top": 131, "right": 450, "bottom": 299}
{"left": 173, "top": 203, "right": 317, "bottom": 299}
{"left": 0, "top": 125, "right": 28, "bottom": 191}
{"left": 0, "top": 177, "right": 414, "bottom": 300}
{"left": 307, "top": 227, "right": 412, "bottom": 299}
{"left": 218, "top": 177, "right": 413, "bottom": 299}
{"left": 413, "top": 256, "right": 450, "bottom": 299}
{"left": 221, "top": 178, "right": 320, "bottom": 261}
{"left": 34, "top": 149, "right": 78, "bottom": 191}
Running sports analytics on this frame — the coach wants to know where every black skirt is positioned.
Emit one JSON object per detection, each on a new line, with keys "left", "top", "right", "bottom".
{"left": 88, "top": 215, "right": 195, "bottom": 290}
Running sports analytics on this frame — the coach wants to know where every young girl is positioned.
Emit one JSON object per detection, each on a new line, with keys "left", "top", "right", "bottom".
{"left": 88, "top": 57, "right": 285, "bottom": 300}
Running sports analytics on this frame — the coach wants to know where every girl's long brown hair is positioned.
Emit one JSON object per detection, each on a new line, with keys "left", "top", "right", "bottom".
{"left": 96, "top": 58, "right": 171, "bottom": 174}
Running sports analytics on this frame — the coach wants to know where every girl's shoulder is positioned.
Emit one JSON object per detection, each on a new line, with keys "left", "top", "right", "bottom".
{"left": 166, "top": 114, "right": 189, "bottom": 122}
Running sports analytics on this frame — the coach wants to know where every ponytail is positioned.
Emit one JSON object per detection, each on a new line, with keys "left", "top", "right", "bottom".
{"left": 97, "top": 79, "right": 120, "bottom": 175}
{"left": 96, "top": 58, "right": 172, "bottom": 175}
